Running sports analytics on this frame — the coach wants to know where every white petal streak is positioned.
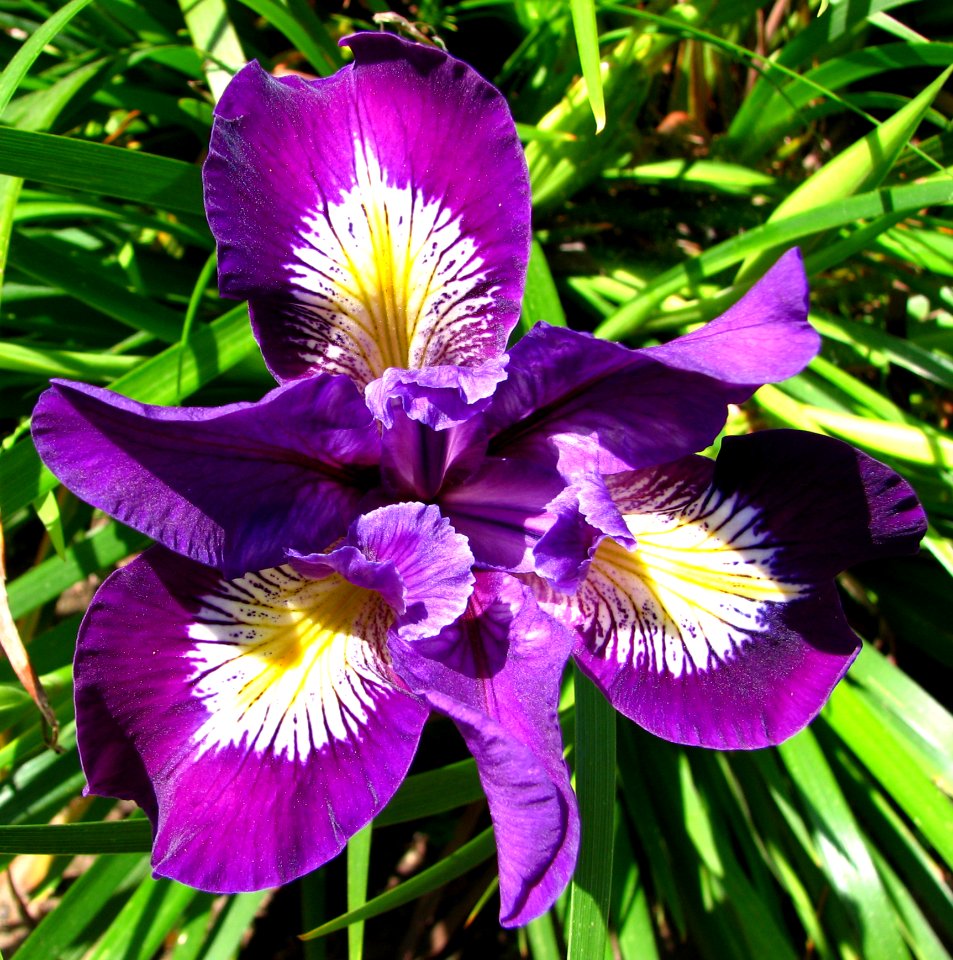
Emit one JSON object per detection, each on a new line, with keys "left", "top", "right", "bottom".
{"left": 287, "top": 140, "right": 495, "bottom": 383}
{"left": 581, "top": 491, "right": 805, "bottom": 678}
{"left": 186, "top": 566, "right": 395, "bottom": 762}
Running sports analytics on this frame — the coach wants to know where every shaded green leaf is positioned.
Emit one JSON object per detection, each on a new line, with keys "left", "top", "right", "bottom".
{"left": 12, "top": 853, "right": 149, "bottom": 960}
{"left": 567, "top": 668, "right": 616, "bottom": 960}
{"left": 346, "top": 824, "right": 371, "bottom": 960}
{"left": 300, "top": 828, "right": 496, "bottom": 940}
{"left": 779, "top": 728, "right": 907, "bottom": 960}
{"left": 517, "top": 237, "right": 567, "bottom": 338}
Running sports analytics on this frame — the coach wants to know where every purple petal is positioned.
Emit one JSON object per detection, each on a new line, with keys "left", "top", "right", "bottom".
{"left": 380, "top": 408, "right": 488, "bottom": 502}
{"left": 644, "top": 249, "right": 817, "bottom": 386}
{"left": 486, "top": 251, "right": 818, "bottom": 475}
{"left": 292, "top": 502, "right": 475, "bottom": 643}
{"left": 533, "top": 474, "right": 636, "bottom": 592}
{"left": 488, "top": 331, "right": 732, "bottom": 474}
{"left": 365, "top": 358, "right": 508, "bottom": 430}
{"left": 75, "top": 548, "right": 428, "bottom": 892}
{"left": 32, "top": 376, "right": 379, "bottom": 577}
{"left": 623, "top": 431, "right": 926, "bottom": 578}
{"left": 376, "top": 410, "right": 566, "bottom": 572}
{"left": 566, "top": 431, "right": 925, "bottom": 748}
{"left": 291, "top": 543, "right": 407, "bottom": 614}
{"left": 390, "top": 573, "right": 578, "bottom": 926}
{"left": 438, "top": 457, "right": 566, "bottom": 573}
{"left": 76, "top": 680, "right": 158, "bottom": 822}
{"left": 204, "top": 33, "right": 530, "bottom": 387}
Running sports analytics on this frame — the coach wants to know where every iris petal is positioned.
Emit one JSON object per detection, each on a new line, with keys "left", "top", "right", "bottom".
{"left": 644, "top": 248, "right": 817, "bottom": 386}
{"left": 486, "top": 250, "right": 818, "bottom": 476}
{"left": 439, "top": 458, "right": 565, "bottom": 572}
{"left": 534, "top": 473, "right": 637, "bottom": 592}
{"left": 204, "top": 33, "right": 530, "bottom": 388}
{"left": 366, "top": 358, "right": 508, "bottom": 430}
{"left": 75, "top": 547, "right": 427, "bottom": 892}
{"left": 292, "top": 502, "right": 476, "bottom": 642}
{"left": 32, "top": 375, "right": 378, "bottom": 577}
{"left": 564, "top": 431, "right": 925, "bottom": 748}
{"left": 380, "top": 407, "right": 488, "bottom": 502}
{"left": 377, "top": 412, "right": 566, "bottom": 573}
{"left": 390, "top": 573, "right": 578, "bottom": 927}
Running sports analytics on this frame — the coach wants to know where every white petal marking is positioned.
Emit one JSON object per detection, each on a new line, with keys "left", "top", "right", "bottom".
{"left": 186, "top": 566, "right": 394, "bottom": 761}
{"left": 582, "top": 491, "right": 805, "bottom": 678}
{"left": 287, "top": 140, "right": 495, "bottom": 383}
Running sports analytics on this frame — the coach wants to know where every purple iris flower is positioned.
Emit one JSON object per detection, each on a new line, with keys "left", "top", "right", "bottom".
{"left": 30, "top": 33, "right": 926, "bottom": 927}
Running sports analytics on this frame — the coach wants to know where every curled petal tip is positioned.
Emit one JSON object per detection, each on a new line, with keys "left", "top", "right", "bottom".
{"left": 293, "top": 502, "right": 475, "bottom": 642}
{"left": 645, "top": 248, "right": 818, "bottom": 388}
{"left": 366, "top": 359, "right": 508, "bottom": 430}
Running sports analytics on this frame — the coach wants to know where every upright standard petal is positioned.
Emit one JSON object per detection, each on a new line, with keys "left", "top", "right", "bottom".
{"left": 204, "top": 33, "right": 530, "bottom": 388}
{"left": 390, "top": 574, "right": 578, "bottom": 926}
{"left": 75, "top": 546, "right": 428, "bottom": 892}
{"left": 563, "top": 431, "right": 925, "bottom": 748}
{"left": 485, "top": 251, "right": 818, "bottom": 476}
{"left": 31, "top": 376, "right": 379, "bottom": 577}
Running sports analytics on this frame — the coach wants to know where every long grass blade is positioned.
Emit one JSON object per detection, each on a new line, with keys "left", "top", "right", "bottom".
{"left": 567, "top": 667, "right": 616, "bottom": 960}
{"left": 0, "top": 0, "right": 96, "bottom": 115}
{"left": 737, "top": 65, "right": 953, "bottom": 280}
{"left": 346, "top": 824, "right": 372, "bottom": 960}
{"left": 569, "top": 0, "right": 605, "bottom": 133}
{"left": 0, "top": 127, "right": 203, "bottom": 215}
{"left": 299, "top": 828, "right": 496, "bottom": 940}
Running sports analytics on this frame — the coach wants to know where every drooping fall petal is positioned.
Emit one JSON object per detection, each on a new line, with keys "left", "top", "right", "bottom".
{"left": 75, "top": 547, "right": 427, "bottom": 892}
{"left": 560, "top": 431, "right": 925, "bottom": 748}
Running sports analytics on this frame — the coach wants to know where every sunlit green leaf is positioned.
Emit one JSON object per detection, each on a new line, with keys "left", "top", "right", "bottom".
{"left": 569, "top": 0, "right": 605, "bottom": 133}
{"left": 0, "top": 127, "right": 204, "bottom": 215}
{"left": 737, "top": 66, "right": 953, "bottom": 280}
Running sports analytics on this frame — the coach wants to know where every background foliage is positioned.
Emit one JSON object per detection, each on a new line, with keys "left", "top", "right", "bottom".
{"left": 0, "top": 0, "right": 951, "bottom": 957}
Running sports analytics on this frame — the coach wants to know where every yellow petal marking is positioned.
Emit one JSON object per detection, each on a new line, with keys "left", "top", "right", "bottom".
{"left": 585, "top": 494, "right": 805, "bottom": 677}
{"left": 289, "top": 140, "right": 494, "bottom": 383}
{"left": 187, "top": 566, "right": 394, "bottom": 761}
